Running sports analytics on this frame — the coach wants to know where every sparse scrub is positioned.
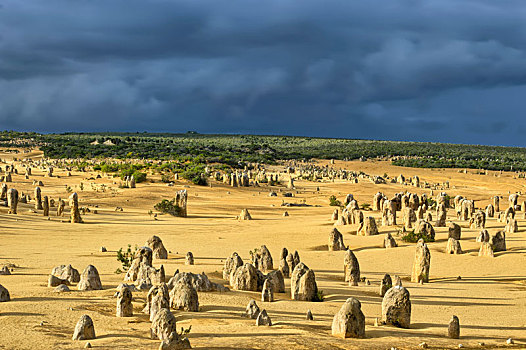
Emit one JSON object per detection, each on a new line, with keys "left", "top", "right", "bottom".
{"left": 154, "top": 199, "right": 183, "bottom": 216}
{"left": 116, "top": 244, "right": 137, "bottom": 271}
{"left": 312, "top": 290, "right": 324, "bottom": 302}
{"left": 329, "top": 195, "right": 341, "bottom": 207}
{"left": 401, "top": 230, "right": 435, "bottom": 243}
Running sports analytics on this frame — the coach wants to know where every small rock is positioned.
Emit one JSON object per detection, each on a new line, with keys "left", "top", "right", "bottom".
{"left": 84, "top": 342, "right": 92, "bottom": 348}
{"left": 54, "top": 284, "right": 71, "bottom": 293}
{"left": 72, "top": 314, "right": 95, "bottom": 340}
{"left": 48, "top": 275, "right": 70, "bottom": 287}
{"left": 419, "top": 342, "right": 428, "bottom": 349}
{"left": 100, "top": 247, "right": 107, "bottom": 252}
{"left": 116, "top": 283, "right": 138, "bottom": 293}
{"left": 448, "top": 315, "right": 460, "bottom": 339}
{"left": 507, "top": 338, "right": 514, "bottom": 345}
{"left": 261, "top": 279, "right": 273, "bottom": 302}
{"left": 306, "top": 310, "right": 313, "bottom": 320}
{"left": 244, "top": 300, "right": 260, "bottom": 319}
{"left": 366, "top": 279, "right": 371, "bottom": 286}
{"left": 256, "top": 309, "right": 272, "bottom": 326}
{"left": 458, "top": 344, "right": 464, "bottom": 348}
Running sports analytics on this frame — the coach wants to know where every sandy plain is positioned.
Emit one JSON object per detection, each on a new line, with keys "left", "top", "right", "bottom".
{"left": 0, "top": 149, "right": 525, "bottom": 349}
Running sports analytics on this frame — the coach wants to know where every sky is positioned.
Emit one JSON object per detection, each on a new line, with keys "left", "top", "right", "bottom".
{"left": 1, "top": 0, "right": 526, "bottom": 146}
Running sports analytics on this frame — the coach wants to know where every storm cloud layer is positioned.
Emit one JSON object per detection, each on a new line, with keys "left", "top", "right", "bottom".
{"left": 1, "top": 0, "right": 526, "bottom": 145}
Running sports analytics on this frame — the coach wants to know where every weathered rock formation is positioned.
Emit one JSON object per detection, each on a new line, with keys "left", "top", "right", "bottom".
{"left": 331, "top": 298, "right": 365, "bottom": 338}
{"left": 78, "top": 265, "right": 102, "bottom": 291}
{"left": 291, "top": 263, "right": 318, "bottom": 301}
{"left": 382, "top": 286, "right": 411, "bottom": 328}
{"left": 72, "top": 315, "right": 95, "bottom": 340}
{"left": 411, "top": 239, "right": 430, "bottom": 283}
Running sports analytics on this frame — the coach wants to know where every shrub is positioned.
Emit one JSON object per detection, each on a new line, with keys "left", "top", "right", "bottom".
{"left": 101, "top": 164, "right": 119, "bottom": 173}
{"left": 154, "top": 198, "right": 183, "bottom": 216}
{"left": 312, "top": 290, "right": 324, "bottom": 302}
{"left": 119, "top": 169, "right": 146, "bottom": 183}
{"left": 131, "top": 171, "right": 147, "bottom": 183}
{"left": 426, "top": 198, "right": 436, "bottom": 207}
{"left": 161, "top": 174, "right": 173, "bottom": 183}
{"left": 181, "top": 165, "right": 208, "bottom": 186}
{"left": 329, "top": 195, "right": 341, "bottom": 207}
{"left": 181, "top": 172, "right": 207, "bottom": 186}
{"left": 401, "top": 230, "right": 435, "bottom": 243}
{"left": 116, "top": 244, "right": 137, "bottom": 271}
{"left": 178, "top": 325, "right": 192, "bottom": 340}
{"left": 191, "top": 175, "right": 207, "bottom": 186}
{"left": 269, "top": 179, "right": 280, "bottom": 186}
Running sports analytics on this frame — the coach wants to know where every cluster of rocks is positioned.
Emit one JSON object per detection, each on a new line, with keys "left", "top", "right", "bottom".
{"left": 4, "top": 157, "right": 523, "bottom": 348}
{"left": 478, "top": 230, "right": 507, "bottom": 257}
{"left": 1, "top": 183, "right": 79, "bottom": 219}
{"left": 125, "top": 245, "right": 166, "bottom": 290}
{"left": 123, "top": 175, "right": 136, "bottom": 188}
{"left": 243, "top": 299, "right": 272, "bottom": 326}
{"left": 224, "top": 247, "right": 318, "bottom": 302}
{"left": 332, "top": 191, "right": 445, "bottom": 235}
{"left": 222, "top": 170, "right": 252, "bottom": 187}
{"left": 69, "top": 236, "right": 219, "bottom": 347}
{"left": 47, "top": 264, "right": 101, "bottom": 292}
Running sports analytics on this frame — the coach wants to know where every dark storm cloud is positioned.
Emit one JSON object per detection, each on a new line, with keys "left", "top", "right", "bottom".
{"left": 1, "top": 0, "right": 526, "bottom": 145}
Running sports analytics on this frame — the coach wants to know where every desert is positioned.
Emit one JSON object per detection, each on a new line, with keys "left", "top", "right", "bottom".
{"left": 1, "top": 137, "right": 525, "bottom": 349}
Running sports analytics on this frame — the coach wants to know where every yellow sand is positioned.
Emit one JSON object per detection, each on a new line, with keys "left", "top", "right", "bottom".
{"left": 0, "top": 152, "right": 525, "bottom": 349}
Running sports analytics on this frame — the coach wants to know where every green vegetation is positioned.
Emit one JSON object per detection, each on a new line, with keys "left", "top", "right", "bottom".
{"left": 180, "top": 163, "right": 208, "bottom": 186}
{"left": 98, "top": 163, "right": 147, "bottom": 183}
{"left": 426, "top": 198, "right": 436, "bottom": 208}
{"left": 116, "top": 244, "right": 137, "bottom": 273}
{"left": 329, "top": 195, "right": 342, "bottom": 207}
{"left": 3, "top": 131, "right": 526, "bottom": 172}
{"left": 154, "top": 199, "right": 183, "bottom": 216}
{"left": 400, "top": 230, "right": 435, "bottom": 243}
{"left": 161, "top": 174, "right": 173, "bottom": 183}
{"left": 180, "top": 325, "right": 192, "bottom": 337}
{"left": 360, "top": 203, "right": 371, "bottom": 210}
{"left": 312, "top": 289, "right": 325, "bottom": 302}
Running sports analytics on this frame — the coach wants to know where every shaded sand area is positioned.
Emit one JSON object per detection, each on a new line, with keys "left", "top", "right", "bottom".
{"left": 1, "top": 151, "right": 525, "bottom": 349}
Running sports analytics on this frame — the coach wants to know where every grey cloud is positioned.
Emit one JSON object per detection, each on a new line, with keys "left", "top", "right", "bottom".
{"left": 1, "top": 0, "right": 526, "bottom": 145}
